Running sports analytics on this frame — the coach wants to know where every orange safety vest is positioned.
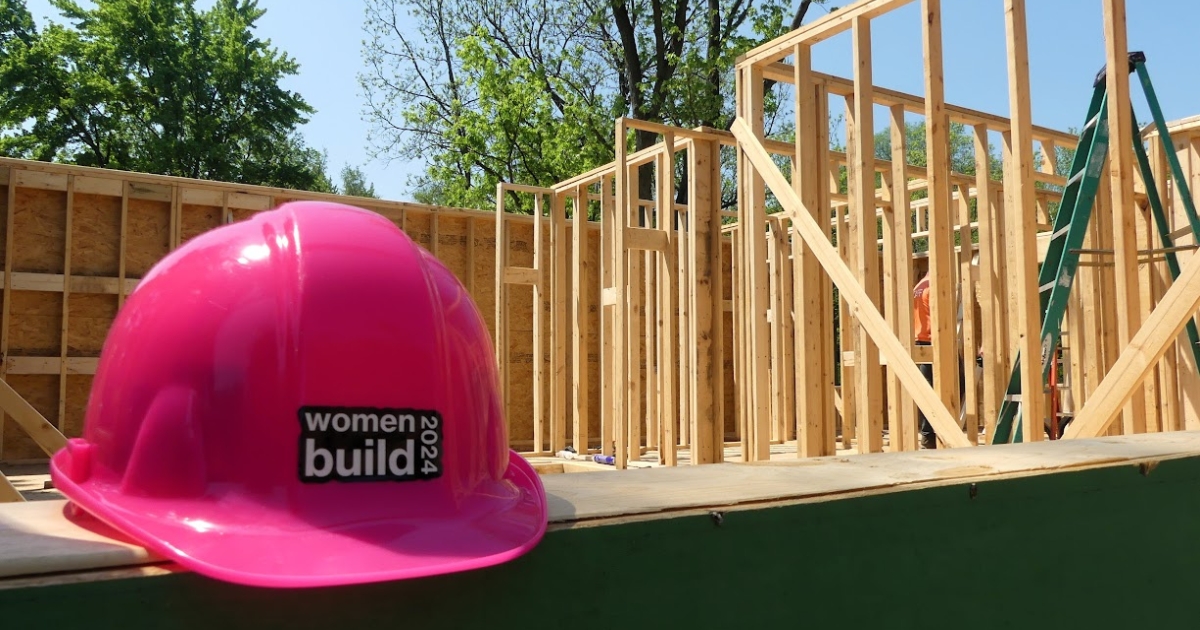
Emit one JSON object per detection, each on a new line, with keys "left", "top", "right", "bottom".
{"left": 913, "top": 274, "right": 932, "bottom": 343}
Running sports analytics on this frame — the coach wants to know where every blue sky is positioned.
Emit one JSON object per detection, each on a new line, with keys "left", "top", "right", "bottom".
{"left": 21, "top": 0, "right": 1200, "bottom": 201}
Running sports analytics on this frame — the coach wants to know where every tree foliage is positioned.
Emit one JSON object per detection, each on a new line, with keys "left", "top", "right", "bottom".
{"left": 337, "top": 165, "right": 379, "bottom": 198}
{"left": 0, "top": 0, "right": 336, "bottom": 192}
{"left": 359, "top": 0, "right": 823, "bottom": 212}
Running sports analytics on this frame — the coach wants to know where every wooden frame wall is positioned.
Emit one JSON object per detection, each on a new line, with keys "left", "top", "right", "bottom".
{"left": 728, "top": 0, "right": 1199, "bottom": 454}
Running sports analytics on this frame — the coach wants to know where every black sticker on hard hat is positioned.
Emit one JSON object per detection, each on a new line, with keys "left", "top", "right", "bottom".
{"left": 297, "top": 406, "right": 443, "bottom": 483}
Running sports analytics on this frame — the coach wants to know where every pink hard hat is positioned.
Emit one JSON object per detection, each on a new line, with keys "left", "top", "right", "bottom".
{"left": 49, "top": 200, "right": 548, "bottom": 588}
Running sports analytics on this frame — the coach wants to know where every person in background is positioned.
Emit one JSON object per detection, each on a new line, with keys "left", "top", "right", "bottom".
{"left": 913, "top": 270, "right": 936, "bottom": 449}
{"left": 912, "top": 269, "right": 968, "bottom": 449}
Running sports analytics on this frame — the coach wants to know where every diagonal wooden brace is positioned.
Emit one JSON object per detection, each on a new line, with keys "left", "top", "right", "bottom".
{"left": 732, "top": 117, "right": 970, "bottom": 448}
{"left": 1064, "top": 242, "right": 1200, "bottom": 439}
{"left": 0, "top": 375, "right": 67, "bottom": 457}
{"left": 0, "top": 472, "right": 24, "bottom": 502}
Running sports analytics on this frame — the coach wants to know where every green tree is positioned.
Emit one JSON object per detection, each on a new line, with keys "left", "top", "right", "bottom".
{"left": 359, "top": 0, "right": 825, "bottom": 212}
{"left": 338, "top": 164, "right": 378, "bottom": 198}
{"left": 0, "top": 0, "right": 334, "bottom": 192}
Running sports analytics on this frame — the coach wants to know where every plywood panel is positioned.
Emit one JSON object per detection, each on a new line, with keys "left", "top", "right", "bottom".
{"left": 66, "top": 295, "right": 117, "bottom": 357}
{"left": 180, "top": 204, "right": 223, "bottom": 246}
{"left": 13, "top": 188, "right": 66, "bottom": 274}
{"left": 7, "top": 292, "right": 60, "bottom": 357}
{"left": 125, "top": 198, "right": 170, "bottom": 277}
{"left": 70, "top": 193, "right": 122, "bottom": 277}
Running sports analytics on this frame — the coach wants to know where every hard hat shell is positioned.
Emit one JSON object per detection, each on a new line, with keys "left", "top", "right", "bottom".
{"left": 50, "top": 200, "right": 548, "bottom": 588}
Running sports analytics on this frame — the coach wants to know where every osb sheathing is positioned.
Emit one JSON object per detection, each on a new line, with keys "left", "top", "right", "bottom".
{"left": 4, "top": 160, "right": 725, "bottom": 462}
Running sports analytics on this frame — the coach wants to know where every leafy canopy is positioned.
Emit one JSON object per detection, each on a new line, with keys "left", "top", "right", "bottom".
{"left": 0, "top": 0, "right": 342, "bottom": 193}
{"left": 359, "top": 0, "right": 819, "bottom": 212}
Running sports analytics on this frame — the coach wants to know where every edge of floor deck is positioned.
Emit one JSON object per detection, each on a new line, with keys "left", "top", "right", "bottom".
{"left": 4, "top": 431, "right": 1200, "bottom": 627}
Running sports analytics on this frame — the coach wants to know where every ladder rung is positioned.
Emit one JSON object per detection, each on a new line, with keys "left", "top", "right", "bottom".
{"left": 1051, "top": 224, "right": 1071, "bottom": 240}
{"left": 1039, "top": 281, "right": 1055, "bottom": 293}
{"left": 1067, "top": 169, "right": 1087, "bottom": 188}
{"left": 1083, "top": 112, "right": 1102, "bottom": 132}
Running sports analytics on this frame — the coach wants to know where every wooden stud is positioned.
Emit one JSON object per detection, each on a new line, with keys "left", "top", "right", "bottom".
{"left": 532, "top": 194, "right": 546, "bottom": 454}
{"left": 973, "top": 125, "right": 1003, "bottom": 443}
{"left": 888, "top": 104, "right": 917, "bottom": 452}
{"left": 1103, "top": 0, "right": 1147, "bottom": 435}
{"left": 627, "top": 167, "right": 643, "bottom": 465}
{"left": 793, "top": 44, "right": 832, "bottom": 457}
{"left": 924, "top": 0, "right": 962, "bottom": 435}
{"left": 740, "top": 64, "right": 771, "bottom": 462}
{"left": 571, "top": 185, "right": 590, "bottom": 454}
{"left": 852, "top": 15, "right": 884, "bottom": 453}
{"left": 118, "top": 184, "right": 129, "bottom": 310}
{"left": 689, "top": 138, "right": 723, "bottom": 464}
{"left": 1003, "top": 0, "right": 1045, "bottom": 441}
{"left": 1, "top": 169, "right": 13, "bottom": 457}
{"left": 601, "top": 174, "right": 615, "bottom": 456}
{"left": 657, "top": 135, "right": 677, "bottom": 465}
{"left": 551, "top": 192, "right": 569, "bottom": 454}
{"left": 58, "top": 175, "right": 73, "bottom": 430}
{"left": 612, "top": 119, "right": 630, "bottom": 469}
{"left": 956, "top": 186, "right": 978, "bottom": 443}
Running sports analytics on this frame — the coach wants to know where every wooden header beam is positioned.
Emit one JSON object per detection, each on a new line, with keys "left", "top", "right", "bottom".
{"left": 737, "top": 0, "right": 915, "bottom": 66}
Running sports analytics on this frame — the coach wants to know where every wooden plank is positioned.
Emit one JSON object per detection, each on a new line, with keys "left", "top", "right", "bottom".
{"left": 886, "top": 104, "right": 917, "bottom": 452}
{"left": 0, "top": 474, "right": 22, "bottom": 503}
{"left": 852, "top": 16, "right": 884, "bottom": 454}
{"left": 73, "top": 176, "right": 123, "bottom": 198}
{"left": 627, "top": 167, "right": 643, "bottom": 466}
{"left": 571, "top": 185, "right": 590, "bottom": 454}
{"left": 924, "top": 0, "right": 961, "bottom": 436}
{"left": 118, "top": 184, "right": 129, "bottom": 309}
{"left": 58, "top": 176, "right": 74, "bottom": 430}
{"left": 626, "top": 226, "right": 668, "bottom": 252}
{"left": 502, "top": 267, "right": 539, "bottom": 286}
{"left": 740, "top": 65, "right": 772, "bottom": 461}
{"left": 689, "top": 139, "right": 723, "bottom": 464}
{"left": 612, "top": 120, "right": 631, "bottom": 469}
{"left": 974, "top": 125, "right": 1003, "bottom": 443}
{"left": 1, "top": 170, "right": 14, "bottom": 457}
{"left": 794, "top": 45, "right": 832, "bottom": 457}
{"left": 768, "top": 224, "right": 785, "bottom": 443}
{"left": 657, "top": 136, "right": 677, "bottom": 465}
{"left": 957, "top": 186, "right": 979, "bottom": 444}
{"left": 676, "top": 170, "right": 691, "bottom": 451}
{"left": 736, "top": 0, "right": 914, "bottom": 65}
{"left": 1004, "top": 0, "right": 1045, "bottom": 441}
{"left": 225, "top": 192, "right": 271, "bottom": 211}
{"left": 551, "top": 193, "right": 568, "bottom": 455}
{"left": 816, "top": 85, "right": 837, "bottom": 454}
{"left": 493, "top": 186, "right": 510, "bottom": 451}
{"left": 1104, "top": 0, "right": 1147, "bottom": 435}
{"left": 15, "top": 170, "right": 67, "bottom": 192}
{"left": 532, "top": 194, "right": 545, "bottom": 455}
{"left": 181, "top": 188, "right": 224, "bottom": 206}
{"left": 6, "top": 358, "right": 99, "bottom": 375}
{"left": 731, "top": 117, "right": 969, "bottom": 447}
{"left": 600, "top": 174, "right": 615, "bottom": 457}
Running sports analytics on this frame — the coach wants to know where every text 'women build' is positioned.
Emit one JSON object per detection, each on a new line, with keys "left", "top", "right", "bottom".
{"left": 297, "top": 406, "right": 443, "bottom": 482}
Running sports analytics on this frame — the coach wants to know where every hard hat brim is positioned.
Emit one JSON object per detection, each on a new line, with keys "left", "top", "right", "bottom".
{"left": 50, "top": 449, "right": 548, "bottom": 588}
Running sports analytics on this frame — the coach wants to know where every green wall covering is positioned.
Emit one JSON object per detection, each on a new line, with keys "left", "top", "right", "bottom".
{"left": 2, "top": 456, "right": 1197, "bottom": 628}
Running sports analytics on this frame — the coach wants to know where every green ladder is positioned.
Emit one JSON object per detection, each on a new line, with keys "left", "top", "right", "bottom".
{"left": 991, "top": 51, "right": 1200, "bottom": 444}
